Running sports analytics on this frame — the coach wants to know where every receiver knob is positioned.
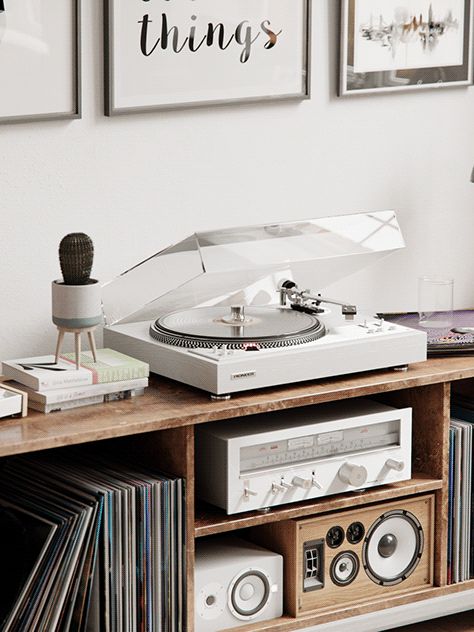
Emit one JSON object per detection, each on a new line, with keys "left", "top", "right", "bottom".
{"left": 338, "top": 463, "right": 368, "bottom": 487}
{"left": 243, "top": 486, "right": 258, "bottom": 498}
{"left": 292, "top": 476, "right": 312, "bottom": 489}
{"left": 312, "top": 477, "right": 323, "bottom": 490}
{"left": 385, "top": 459, "right": 404, "bottom": 472}
{"left": 271, "top": 482, "right": 285, "bottom": 493}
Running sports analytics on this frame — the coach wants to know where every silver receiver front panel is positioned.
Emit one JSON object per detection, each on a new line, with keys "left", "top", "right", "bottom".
{"left": 196, "top": 400, "right": 412, "bottom": 514}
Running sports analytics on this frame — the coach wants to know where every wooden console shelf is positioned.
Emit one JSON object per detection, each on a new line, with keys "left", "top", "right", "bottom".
{"left": 195, "top": 473, "right": 443, "bottom": 538}
{"left": 3, "top": 356, "right": 474, "bottom": 631}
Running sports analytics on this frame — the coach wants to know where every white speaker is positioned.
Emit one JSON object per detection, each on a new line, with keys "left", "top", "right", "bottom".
{"left": 195, "top": 536, "right": 283, "bottom": 632}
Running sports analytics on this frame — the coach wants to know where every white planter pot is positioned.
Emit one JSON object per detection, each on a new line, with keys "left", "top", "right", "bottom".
{"left": 52, "top": 279, "right": 102, "bottom": 329}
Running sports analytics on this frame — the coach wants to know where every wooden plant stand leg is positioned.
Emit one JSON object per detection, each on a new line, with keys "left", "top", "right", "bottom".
{"left": 54, "top": 326, "right": 99, "bottom": 369}
{"left": 55, "top": 329, "right": 65, "bottom": 364}
{"left": 87, "top": 330, "right": 98, "bottom": 363}
{"left": 74, "top": 333, "right": 81, "bottom": 370}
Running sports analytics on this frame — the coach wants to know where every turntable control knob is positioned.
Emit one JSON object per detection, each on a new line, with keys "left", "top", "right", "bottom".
{"left": 292, "top": 476, "right": 312, "bottom": 489}
{"left": 385, "top": 458, "right": 405, "bottom": 472}
{"left": 338, "top": 463, "right": 368, "bottom": 487}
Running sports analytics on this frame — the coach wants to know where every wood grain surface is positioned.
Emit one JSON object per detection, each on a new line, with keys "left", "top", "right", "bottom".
{"left": 1, "top": 357, "right": 474, "bottom": 458}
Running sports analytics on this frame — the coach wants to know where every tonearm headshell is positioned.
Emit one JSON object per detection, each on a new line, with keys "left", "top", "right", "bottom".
{"left": 278, "top": 279, "right": 357, "bottom": 320}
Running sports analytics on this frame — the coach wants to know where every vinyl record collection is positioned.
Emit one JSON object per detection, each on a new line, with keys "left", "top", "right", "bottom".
{"left": 0, "top": 452, "right": 185, "bottom": 631}
{"left": 448, "top": 393, "right": 474, "bottom": 584}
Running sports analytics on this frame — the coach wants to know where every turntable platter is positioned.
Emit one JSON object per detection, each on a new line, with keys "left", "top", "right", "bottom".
{"left": 149, "top": 306, "right": 326, "bottom": 349}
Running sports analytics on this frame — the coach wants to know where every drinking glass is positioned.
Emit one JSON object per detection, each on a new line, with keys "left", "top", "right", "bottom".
{"left": 418, "top": 276, "right": 454, "bottom": 329}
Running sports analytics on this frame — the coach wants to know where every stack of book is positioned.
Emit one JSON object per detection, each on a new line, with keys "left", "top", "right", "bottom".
{"left": 0, "top": 450, "right": 185, "bottom": 631}
{"left": 2, "top": 349, "right": 149, "bottom": 413}
{"left": 448, "top": 393, "right": 474, "bottom": 583}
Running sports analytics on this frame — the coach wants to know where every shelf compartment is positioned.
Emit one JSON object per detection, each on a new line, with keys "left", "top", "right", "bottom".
{"left": 223, "top": 580, "right": 474, "bottom": 632}
{"left": 194, "top": 473, "right": 442, "bottom": 538}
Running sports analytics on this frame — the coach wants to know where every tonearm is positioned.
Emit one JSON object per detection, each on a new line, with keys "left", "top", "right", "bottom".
{"left": 278, "top": 279, "right": 357, "bottom": 321}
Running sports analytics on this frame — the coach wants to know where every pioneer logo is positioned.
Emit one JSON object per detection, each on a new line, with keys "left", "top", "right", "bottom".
{"left": 231, "top": 370, "right": 256, "bottom": 380}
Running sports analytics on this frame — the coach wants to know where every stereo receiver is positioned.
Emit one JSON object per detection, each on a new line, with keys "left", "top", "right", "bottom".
{"left": 195, "top": 399, "right": 412, "bottom": 514}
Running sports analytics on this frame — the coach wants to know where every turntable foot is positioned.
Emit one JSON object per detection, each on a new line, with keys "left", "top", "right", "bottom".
{"left": 393, "top": 365, "right": 409, "bottom": 372}
{"left": 210, "top": 394, "right": 231, "bottom": 401}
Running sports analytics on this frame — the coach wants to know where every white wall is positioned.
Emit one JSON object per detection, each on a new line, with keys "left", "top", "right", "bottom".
{"left": 1, "top": 1, "right": 474, "bottom": 360}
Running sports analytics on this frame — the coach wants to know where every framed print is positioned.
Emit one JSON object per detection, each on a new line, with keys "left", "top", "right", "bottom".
{"left": 104, "top": 0, "right": 310, "bottom": 115}
{"left": 340, "top": 0, "right": 473, "bottom": 95}
{"left": 0, "top": 0, "right": 81, "bottom": 123}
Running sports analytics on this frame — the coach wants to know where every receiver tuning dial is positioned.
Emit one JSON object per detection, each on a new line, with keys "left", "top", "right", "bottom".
{"left": 338, "top": 462, "right": 368, "bottom": 487}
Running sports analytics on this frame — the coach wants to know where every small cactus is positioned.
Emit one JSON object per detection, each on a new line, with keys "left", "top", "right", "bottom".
{"left": 59, "top": 233, "right": 94, "bottom": 285}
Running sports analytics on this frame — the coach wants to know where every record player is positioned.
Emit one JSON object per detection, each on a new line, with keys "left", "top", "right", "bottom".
{"left": 103, "top": 211, "right": 427, "bottom": 397}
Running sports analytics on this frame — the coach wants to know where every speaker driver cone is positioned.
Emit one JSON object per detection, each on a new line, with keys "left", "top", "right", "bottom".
{"left": 330, "top": 551, "right": 360, "bottom": 586}
{"left": 229, "top": 569, "right": 271, "bottom": 620}
{"left": 363, "top": 510, "right": 424, "bottom": 586}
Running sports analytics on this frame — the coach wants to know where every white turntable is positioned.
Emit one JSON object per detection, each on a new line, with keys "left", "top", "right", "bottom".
{"left": 103, "top": 211, "right": 427, "bottom": 397}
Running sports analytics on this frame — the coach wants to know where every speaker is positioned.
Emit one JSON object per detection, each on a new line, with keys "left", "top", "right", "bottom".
{"left": 248, "top": 494, "right": 434, "bottom": 617}
{"left": 195, "top": 536, "right": 283, "bottom": 632}
{"left": 363, "top": 508, "right": 424, "bottom": 586}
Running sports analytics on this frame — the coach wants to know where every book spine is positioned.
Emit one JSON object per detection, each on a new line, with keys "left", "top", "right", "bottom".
{"left": 29, "top": 395, "right": 105, "bottom": 413}
{"left": 29, "top": 378, "right": 149, "bottom": 404}
{"left": 2, "top": 364, "right": 92, "bottom": 391}
{"left": 92, "top": 365, "right": 149, "bottom": 384}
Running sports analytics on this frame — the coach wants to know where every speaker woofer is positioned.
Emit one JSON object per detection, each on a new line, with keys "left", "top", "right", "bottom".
{"left": 362, "top": 509, "right": 424, "bottom": 586}
{"left": 228, "top": 569, "right": 271, "bottom": 620}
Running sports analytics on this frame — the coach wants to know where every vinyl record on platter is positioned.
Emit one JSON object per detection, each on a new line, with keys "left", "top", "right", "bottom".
{"left": 150, "top": 305, "right": 326, "bottom": 349}
{"left": 363, "top": 509, "right": 424, "bottom": 586}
